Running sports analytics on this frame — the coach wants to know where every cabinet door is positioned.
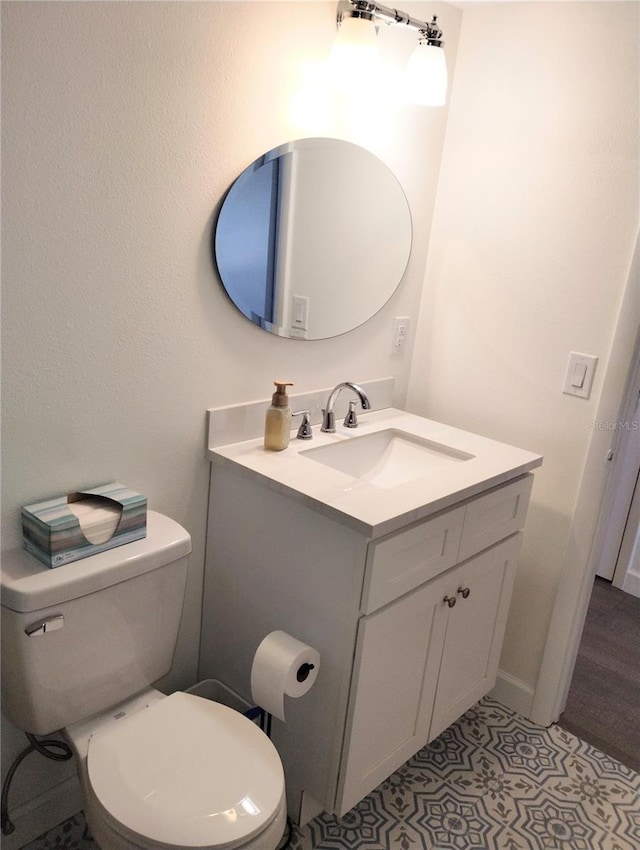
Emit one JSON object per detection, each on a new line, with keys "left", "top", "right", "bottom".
{"left": 429, "top": 533, "right": 522, "bottom": 741}
{"left": 336, "top": 578, "right": 448, "bottom": 816}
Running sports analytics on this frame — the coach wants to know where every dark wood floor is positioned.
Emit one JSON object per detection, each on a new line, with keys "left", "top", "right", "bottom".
{"left": 558, "top": 577, "right": 640, "bottom": 773}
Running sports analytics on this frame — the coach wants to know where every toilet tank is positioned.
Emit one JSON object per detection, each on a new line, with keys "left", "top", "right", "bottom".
{"left": 1, "top": 510, "right": 191, "bottom": 735}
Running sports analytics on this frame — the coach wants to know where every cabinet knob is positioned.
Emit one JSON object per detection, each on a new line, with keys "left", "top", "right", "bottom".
{"left": 457, "top": 586, "right": 471, "bottom": 599}
{"left": 443, "top": 595, "right": 457, "bottom": 608}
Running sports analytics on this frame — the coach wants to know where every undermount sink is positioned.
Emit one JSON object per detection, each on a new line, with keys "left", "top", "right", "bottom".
{"left": 300, "top": 428, "right": 475, "bottom": 489}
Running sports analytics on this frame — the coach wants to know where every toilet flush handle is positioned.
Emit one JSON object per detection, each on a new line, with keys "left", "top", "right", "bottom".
{"left": 25, "top": 614, "right": 64, "bottom": 636}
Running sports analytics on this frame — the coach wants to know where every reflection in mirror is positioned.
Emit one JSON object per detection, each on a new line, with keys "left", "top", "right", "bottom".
{"left": 214, "top": 138, "right": 412, "bottom": 340}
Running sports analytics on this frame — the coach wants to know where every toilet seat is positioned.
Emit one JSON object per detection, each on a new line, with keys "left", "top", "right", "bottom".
{"left": 86, "top": 691, "right": 285, "bottom": 850}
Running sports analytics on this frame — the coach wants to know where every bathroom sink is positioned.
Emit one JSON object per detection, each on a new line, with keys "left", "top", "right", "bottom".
{"left": 209, "top": 405, "right": 543, "bottom": 535}
{"left": 300, "top": 429, "right": 475, "bottom": 489}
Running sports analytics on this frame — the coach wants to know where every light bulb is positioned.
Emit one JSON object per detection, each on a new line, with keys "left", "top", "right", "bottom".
{"left": 404, "top": 42, "right": 447, "bottom": 107}
{"left": 329, "top": 15, "right": 379, "bottom": 82}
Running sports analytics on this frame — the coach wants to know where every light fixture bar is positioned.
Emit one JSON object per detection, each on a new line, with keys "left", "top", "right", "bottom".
{"left": 336, "top": 0, "right": 443, "bottom": 44}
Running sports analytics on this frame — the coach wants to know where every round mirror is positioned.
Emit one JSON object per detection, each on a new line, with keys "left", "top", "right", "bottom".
{"left": 213, "top": 138, "right": 412, "bottom": 340}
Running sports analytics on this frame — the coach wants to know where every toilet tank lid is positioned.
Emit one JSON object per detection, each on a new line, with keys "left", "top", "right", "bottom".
{"left": 1, "top": 511, "right": 191, "bottom": 613}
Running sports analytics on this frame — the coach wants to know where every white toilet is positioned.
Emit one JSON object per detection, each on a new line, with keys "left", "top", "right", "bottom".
{"left": 1, "top": 511, "right": 287, "bottom": 850}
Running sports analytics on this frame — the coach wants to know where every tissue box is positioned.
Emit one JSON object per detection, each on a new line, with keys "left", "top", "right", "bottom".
{"left": 22, "top": 483, "right": 147, "bottom": 568}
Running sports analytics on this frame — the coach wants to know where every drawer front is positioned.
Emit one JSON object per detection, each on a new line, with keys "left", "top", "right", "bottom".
{"left": 362, "top": 507, "right": 465, "bottom": 613}
{"left": 458, "top": 474, "right": 533, "bottom": 562}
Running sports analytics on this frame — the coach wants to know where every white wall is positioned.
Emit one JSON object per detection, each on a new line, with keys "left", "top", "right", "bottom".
{"left": 408, "top": 1, "right": 639, "bottom": 709}
{"left": 0, "top": 1, "right": 461, "bottom": 843}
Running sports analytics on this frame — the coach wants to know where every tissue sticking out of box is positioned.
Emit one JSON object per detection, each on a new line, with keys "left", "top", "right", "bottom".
{"left": 22, "top": 483, "right": 147, "bottom": 568}
{"left": 67, "top": 497, "right": 122, "bottom": 545}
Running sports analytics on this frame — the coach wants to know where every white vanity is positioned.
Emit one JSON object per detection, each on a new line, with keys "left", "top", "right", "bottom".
{"left": 200, "top": 403, "right": 542, "bottom": 824}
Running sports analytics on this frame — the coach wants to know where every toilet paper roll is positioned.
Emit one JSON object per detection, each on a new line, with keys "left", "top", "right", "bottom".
{"left": 250, "top": 630, "right": 320, "bottom": 722}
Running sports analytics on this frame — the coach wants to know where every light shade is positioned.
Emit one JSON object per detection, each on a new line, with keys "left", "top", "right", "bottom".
{"left": 404, "top": 42, "right": 447, "bottom": 107}
{"left": 329, "top": 15, "right": 379, "bottom": 81}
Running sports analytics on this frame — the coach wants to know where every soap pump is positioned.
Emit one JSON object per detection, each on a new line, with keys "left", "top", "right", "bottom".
{"left": 264, "top": 381, "right": 294, "bottom": 451}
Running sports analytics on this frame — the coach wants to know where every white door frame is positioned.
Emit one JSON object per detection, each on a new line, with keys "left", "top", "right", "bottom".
{"left": 530, "top": 232, "right": 640, "bottom": 727}
{"left": 614, "top": 466, "right": 640, "bottom": 595}
{"left": 596, "top": 335, "right": 640, "bottom": 583}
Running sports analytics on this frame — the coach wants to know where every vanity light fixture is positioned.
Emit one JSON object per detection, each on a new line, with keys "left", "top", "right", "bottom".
{"left": 333, "top": 0, "right": 447, "bottom": 106}
{"left": 403, "top": 27, "right": 447, "bottom": 106}
{"left": 330, "top": 6, "right": 380, "bottom": 80}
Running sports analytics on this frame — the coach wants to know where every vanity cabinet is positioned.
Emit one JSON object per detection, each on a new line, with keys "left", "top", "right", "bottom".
{"left": 336, "top": 476, "right": 529, "bottom": 814}
{"left": 200, "top": 461, "right": 534, "bottom": 824}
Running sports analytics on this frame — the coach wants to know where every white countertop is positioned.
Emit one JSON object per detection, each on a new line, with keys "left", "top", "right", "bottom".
{"left": 208, "top": 408, "right": 543, "bottom": 538}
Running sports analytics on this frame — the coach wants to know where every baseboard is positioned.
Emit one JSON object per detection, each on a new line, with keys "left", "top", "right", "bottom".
{"left": 622, "top": 570, "right": 640, "bottom": 599}
{"left": 490, "top": 669, "right": 535, "bottom": 719}
{"left": 1, "top": 775, "right": 82, "bottom": 850}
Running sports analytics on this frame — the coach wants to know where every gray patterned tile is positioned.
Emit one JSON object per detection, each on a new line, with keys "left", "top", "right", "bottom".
{"left": 20, "top": 813, "right": 94, "bottom": 850}
{"left": 408, "top": 790, "right": 504, "bottom": 849}
{"left": 511, "top": 789, "right": 603, "bottom": 849}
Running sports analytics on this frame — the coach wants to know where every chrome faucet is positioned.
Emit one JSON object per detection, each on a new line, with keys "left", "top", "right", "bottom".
{"left": 321, "top": 382, "right": 371, "bottom": 433}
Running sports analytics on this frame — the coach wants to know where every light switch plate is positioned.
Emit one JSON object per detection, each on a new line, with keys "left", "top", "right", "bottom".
{"left": 291, "top": 294, "right": 309, "bottom": 331}
{"left": 563, "top": 352, "right": 598, "bottom": 399}
{"left": 392, "top": 316, "right": 411, "bottom": 353}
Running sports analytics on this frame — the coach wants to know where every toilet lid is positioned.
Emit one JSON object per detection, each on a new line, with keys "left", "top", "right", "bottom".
{"left": 87, "top": 692, "right": 285, "bottom": 849}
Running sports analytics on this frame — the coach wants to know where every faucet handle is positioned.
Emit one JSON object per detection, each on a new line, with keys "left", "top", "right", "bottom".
{"left": 343, "top": 400, "right": 359, "bottom": 429}
{"left": 292, "top": 410, "right": 313, "bottom": 440}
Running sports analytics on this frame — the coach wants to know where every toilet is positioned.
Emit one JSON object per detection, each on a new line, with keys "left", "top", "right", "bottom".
{"left": 1, "top": 511, "right": 287, "bottom": 850}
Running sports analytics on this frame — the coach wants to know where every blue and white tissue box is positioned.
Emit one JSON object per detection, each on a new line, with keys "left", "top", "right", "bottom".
{"left": 21, "top": 483, "right": 147, "bottom": 568}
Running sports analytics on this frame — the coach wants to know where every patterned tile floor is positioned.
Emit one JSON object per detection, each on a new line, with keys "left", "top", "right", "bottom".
{"left": 22, "top": 698, "right": 640, "bottom": 850}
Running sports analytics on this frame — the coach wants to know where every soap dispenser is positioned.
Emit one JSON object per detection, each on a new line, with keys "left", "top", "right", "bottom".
{"left": 264, "top": 381, "right": 294, "bottom": 451}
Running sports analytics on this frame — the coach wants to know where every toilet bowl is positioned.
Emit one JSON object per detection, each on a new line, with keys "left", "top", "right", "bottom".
{"left": 1, "top": 511, "right": 287, "bottom": 850}
{"left": 68, "top": 690, "right": 286, "bottom": 850}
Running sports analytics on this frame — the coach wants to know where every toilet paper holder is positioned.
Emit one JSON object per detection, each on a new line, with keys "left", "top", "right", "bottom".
{"left": 296, "top": 662, "right": 315, "bottom": 683}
